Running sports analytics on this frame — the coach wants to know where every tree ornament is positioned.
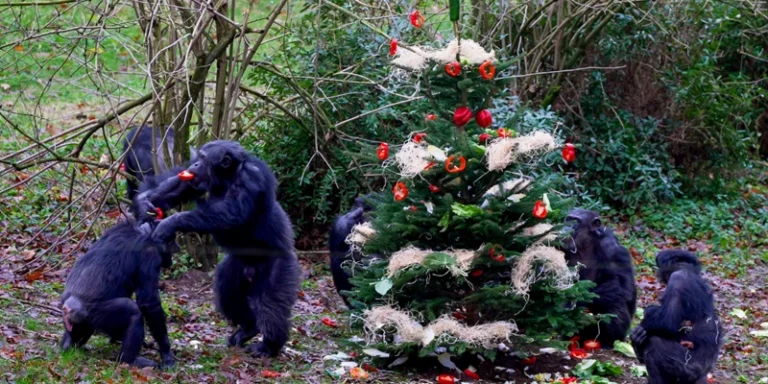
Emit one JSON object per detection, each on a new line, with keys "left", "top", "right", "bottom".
{"left": 390, "top": 39, "right": 398, "bottom": 56}
{"left": 409, "top": 10, "right": 425, "bottom": 28}
{"left": 445, "top": 155, "right": 467, "bottom": 173}
{"left": 475, "top": 109, "right": 492, "bottom": 128}
{"left": 178, "top": 170, "right": 194, "bottom": 181}
{"left": 479, "top": 133, "right": 490, "bottom": 143}
{"left": 583, "top": 340, "right": 601, "bottom": 352}
{"left": 409, "top": 205, "right": 418, "bottom": 211}
{"left": 479, "top": 60, "right": 496, "bottom": 80}
{"left": 429, "top": 184, "right": 441, "bottom": 193}
{"left": 350, "top": 367, "right": 369, "bottom": 379}
{"left": 376, "top": 143, "right": 389, "bottom": 160}
{"left": 321, "top": 317, "right": 338, "bottom": 328}
{"left": 424, "top": 161, "right": 436, "bottom": 170}
{"left": 262, "top": 370, "right": 282, "bottom": 378}
{"left": 568, "top": 335, "right": 580, "bottom": 351}
{"left": 470, "top": 269, "right": 483, "bottom": 277}
{"left": 522, "top": 356, "right": 537, "bottom": 365}
{"left": 463, "top": 369, "right": 480, "bottom": 380}
{"left": 562, "top": 143, "right": 576, "bottom": 162}
{"left": 489, "top": 246, "right": 505, "bottom": 262}
{"left": 445, "top": 62, "right": 461, "bottom": 77}
{"left": 532, "top": 200, "right": 547, "bottom": 219}
{"left": 437, "top": 374, "right": 458, "bottom": 384}
{"left": 496, "top": 128, "right": 512, "bottom": 138}
{"left": 452, "top": 312, "right": 466, "bottom": 320}
{"left": 119, "top": 163, "right": 126, "bottom": 172}
{"left": 426, "top": 113, "right": 437, "bottom": 121}
{"left": 453, "top": 106, "right": 472, "bottom": 126}
{"left": 393, "top": 182, "right": 409, "bottom": 201}
{"left": 570, "top": 348, "right": 589, "bottom": 359}
{"left": 414, "top": 132, "right": 427, "bottom": 143}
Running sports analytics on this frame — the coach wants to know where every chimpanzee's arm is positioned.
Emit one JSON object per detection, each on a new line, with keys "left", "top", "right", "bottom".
{"left": 152, "top": 188, "right": 255, "bottom": 241}
{"left": 136, "top": 258, "right": 174, "bottom": 368}
{"left": 133, "top": 173, "right": 200, "bottom": 221}
{"left": 639, "top": 273, "right": 686, "bottom": 338}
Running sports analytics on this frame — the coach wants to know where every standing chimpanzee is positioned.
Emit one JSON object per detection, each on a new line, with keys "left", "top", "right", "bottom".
{"left": 60, "top": 218, "right": 179, "bottom": 368}
{"left": 136, "top": 140, "right": 300, "bottom": 358}
{"left": 562, "top": 209, "right": 637, "bottom": 348}
{"left": 122, "top": 126, "right": 175, "bottom": 200}
{"left": 328, "top": 195, "right": 377, "bottom": 307}
{"left": 630, "top": 250, "right": 722, "bottom": 384}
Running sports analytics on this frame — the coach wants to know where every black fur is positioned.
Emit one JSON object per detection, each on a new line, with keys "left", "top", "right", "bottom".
{"left": 562, "top": 209, "right": 637, "bottom": 348}
{"left": 630, "top": 250, "right": 722, "bottom": 384}
{"left": 122, "top": 126, "right": 175, "bottom": 201}
{"left": 327, "top": 195, "right": 376, "bottom": 307}
{"left": 60, "top": 220, "right": 178, "bottom": 368}
{"left": 139, "top": 140, "right": 300, "bottom": 358}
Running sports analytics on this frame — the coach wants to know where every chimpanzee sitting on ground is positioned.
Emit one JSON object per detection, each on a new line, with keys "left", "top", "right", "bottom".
{"left": 122, "top": 126, "right": 175, "bottom": 201}
{"left": 135, "top": 140, "right": 300, "bottom": 358}
{"left": 562, "top": 209, "right": 637, "bottom": 349}
{"left": 630, "top": 250, "right": 722, "bottom": 384}
{"left": 328, "top": 195, "right": 378, "bottom": 307}
{"left": 60, "top": 218, "right": 179, "bottom": 368}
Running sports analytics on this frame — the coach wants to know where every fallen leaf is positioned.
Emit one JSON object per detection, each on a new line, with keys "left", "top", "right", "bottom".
{"left": 14, "top": 45, "right": 23, "bottom": 52}
{"left": 24, "top": 270, "right": 43, "bottom": 282}
{"left": 262, "top": 370, "right": 281, "bottom": 378}
{"left": 362, "top": 348, "right": 389, "bottom": 358}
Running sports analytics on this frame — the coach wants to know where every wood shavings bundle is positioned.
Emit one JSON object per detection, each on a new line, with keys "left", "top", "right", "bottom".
{"left": 363, "top": 306, "right": 517, "bottom": 347}
{"left": 395, "top": 141, "right": 432, "bottom": 178}
{"left": 344, "top": 222, "right": 376, "bottom": 254}
{"left": 392, "top": 39, "right": 496, "bottom": 71}
{"left": 521, "top": 223, "right": 558, "bottom": 244}
{"left": 486, "top": 131, "right": 557, "bottom": 171}
{"left": 510, "top": 245, "right": 575, "bottom": 295}
{"left": 386, "top": 245, "right": 477, "bottom": 277}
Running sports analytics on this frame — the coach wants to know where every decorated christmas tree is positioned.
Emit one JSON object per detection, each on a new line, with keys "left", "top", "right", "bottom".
{"left": 344, "top": 7, "right": 596, "bottom": 372}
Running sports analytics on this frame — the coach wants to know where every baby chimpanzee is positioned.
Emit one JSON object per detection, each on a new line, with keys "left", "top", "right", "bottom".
{"left": 60, "top": 219, "right": 178, "bottom": 368}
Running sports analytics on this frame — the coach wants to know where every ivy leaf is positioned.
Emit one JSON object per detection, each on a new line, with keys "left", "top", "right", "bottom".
{"left": 730, "top": 308, "right": 747, "bottom": 319}
{"left": 439, "top": 212, "right": 450, "bottom": 232}
{"left": 374, "top": 278, "right": 393, "bottom": 295}
{"left": 422, "top": 253, "right": 456, "bottom": 270}
{"left": 630, "top": 365, "right": 648, "bottom": 377}
{"left": 613, "top": 341, "right": 636, "bottom": 358}
{"left": 451, "top": 203, "right": 483, "bottom": 218}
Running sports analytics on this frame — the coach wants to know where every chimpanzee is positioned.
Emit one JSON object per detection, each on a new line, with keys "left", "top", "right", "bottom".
{"left": 562, "top": 209, "right": 637, "bottom": 348}
{"left": 327, "top": 195, "right": 376, "bottom": 307}
{"left": 60, "top": 219, "right": 179, "bottom": 368}
{"left": 630, "top": 250, "right": 722, "bottom": 384}
{"left": 122, "top": 126, "right": 175, "bottom": 200}
{"left": 136, "top": 140, "right": 300, "bottom": 358}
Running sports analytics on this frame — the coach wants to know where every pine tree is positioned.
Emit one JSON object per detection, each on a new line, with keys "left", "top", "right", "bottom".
{"left": 344, "top": 31, "right": 596, "bottom": 362}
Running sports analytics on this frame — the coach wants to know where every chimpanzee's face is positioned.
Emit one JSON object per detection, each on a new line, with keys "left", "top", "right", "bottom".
{"left": 187, "top": 142, "right": 242, "bottom": 191}
{"left": 561, "top": 209, "right": 603, "bottom": 263}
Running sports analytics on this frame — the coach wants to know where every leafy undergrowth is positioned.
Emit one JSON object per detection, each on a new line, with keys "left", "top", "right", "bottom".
{"left": 1, "top": 191, "right": 767, "bottom": 383}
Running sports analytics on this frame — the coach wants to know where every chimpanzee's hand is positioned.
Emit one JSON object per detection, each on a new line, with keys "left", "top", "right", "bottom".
{"left": 152, "top": 217, "right": 176, "bottom": 244}
{"left": 630, "top": 325, "right": 647, "bottom": 346}
{"left": 134, "top": 195, "right": 159, "bottom": 224}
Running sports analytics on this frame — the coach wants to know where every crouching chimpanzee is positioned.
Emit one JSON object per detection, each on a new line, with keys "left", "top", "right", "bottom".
{"left": 630, "top": 250, "right": 722, "bottom": 384}
{"left": 562, "top": 209, "right": 637, "bottom": 348}
{"left": 328, "top": 195, "right": 378, "bottom": 307}
{"left": 135, "top": 140, "right": 300, "bottom": 358}
{"left": 122, "top": 126, "right": 175, "bottom": 200}
{"left": 60, "top": 219, "right": 179, "bottom": 368}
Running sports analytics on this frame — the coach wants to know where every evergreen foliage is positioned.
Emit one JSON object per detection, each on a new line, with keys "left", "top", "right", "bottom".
{"left": 345, "top": 38, "right": 596, "bottom": 359}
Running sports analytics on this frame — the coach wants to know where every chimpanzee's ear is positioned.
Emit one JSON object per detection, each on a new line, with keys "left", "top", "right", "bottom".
{"left": 591, "top": 217, "right": 604, "bottom": 236}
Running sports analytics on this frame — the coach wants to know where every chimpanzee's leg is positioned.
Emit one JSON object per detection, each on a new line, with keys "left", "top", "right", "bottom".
{"left": 215, "top": 254, "right": 259, "bottom": 348}
{"left": 91, "top": 298, "right": 156, "bottom": 368}
{"left": 245, "top": 255, "right": 300, "bottom": 357}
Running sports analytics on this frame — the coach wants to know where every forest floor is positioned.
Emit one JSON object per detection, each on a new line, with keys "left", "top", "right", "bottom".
{"left": 1, "top": 190, "right": 768, "bottom": 383}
